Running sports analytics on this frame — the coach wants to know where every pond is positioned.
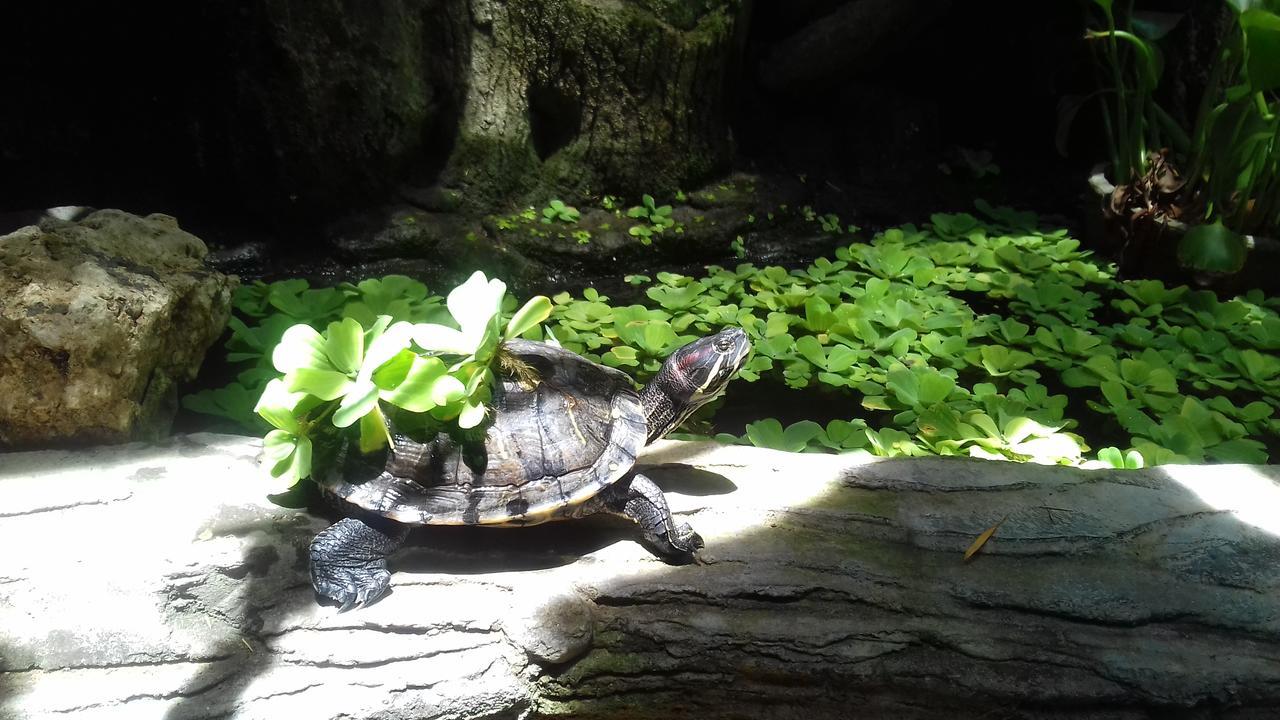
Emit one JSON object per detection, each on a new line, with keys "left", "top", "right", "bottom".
{"left": 179, "top": 195, "right": 1280, "bottom": 477}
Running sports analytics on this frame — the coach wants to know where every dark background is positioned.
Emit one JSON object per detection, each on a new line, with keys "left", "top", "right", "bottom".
{"left": 0, "top": 1, "right": 1104, "bottom": 236}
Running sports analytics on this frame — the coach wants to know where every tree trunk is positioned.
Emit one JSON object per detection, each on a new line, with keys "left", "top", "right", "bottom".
{"left": 438, "top": 0, "right": 745, "bottom": 209}
{"left": 200, "top": 0, "right": 746, "bottom": 218}
{"left": 1, "top": 435, "right": 1278, "bottom": 719}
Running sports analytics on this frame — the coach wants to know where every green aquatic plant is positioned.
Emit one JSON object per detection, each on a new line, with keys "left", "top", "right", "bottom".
{"left": 256, "top": 272, "right": 552, "bottom": 488}
{"left": 628, "top": 194, "right": 674, "bottom": 229}
{"left": 628, "top": 224, "right": 655, "bottom": 245}
{"left": 1075, "top": 1, "right": 1280, "bottom": 276}
{"left": 188, "top": 273, "right": 551, "bottom": 489}
{"left": 541, "top": 199, "right": 580, "bottom": 224}
{"left": 189, "top": 200, "right": 1280, "bottom": 471}
{"left": 537, "top": 202, "right": 1277, "bottom": 466}
{"left": 188, "top": 276, "right": 444, "bottom": 428}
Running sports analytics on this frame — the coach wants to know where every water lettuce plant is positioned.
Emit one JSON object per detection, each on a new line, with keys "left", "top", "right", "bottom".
{"left": 538, "top": 203, "right": 1277, "bottom": 466}
{"left": 627, "top": 193, "right": 674, "bottom": 229}
{"left": 542, "top": 199, "right": 580, "bottom": 224}
{"left": 191, "top": 273, "right": 551, "bottom": 489}
{"left": 188, "top": 203, "right": 1279, "bottom": 470}
{"left": 627, "top": 193, "right": 677, "bottom": 245}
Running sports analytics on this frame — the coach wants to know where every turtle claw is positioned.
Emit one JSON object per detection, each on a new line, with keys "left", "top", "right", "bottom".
{"left": 314, "top": 565, "right": 392, "bottom": 612}
{"left": 640, "top": 522, "right": 704, "bottom": 564}
{"left": 354, "top": 576, "right": 391, "bottom": 610}
{"left": 670, "top": 523, "right": 704, "bottom": 554}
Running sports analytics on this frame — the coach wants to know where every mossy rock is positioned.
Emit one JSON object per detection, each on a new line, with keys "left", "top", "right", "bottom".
{"left": 439, "top": 0, "right": 747, "bottom": 209}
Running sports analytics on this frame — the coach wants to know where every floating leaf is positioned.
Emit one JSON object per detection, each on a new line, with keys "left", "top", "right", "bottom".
{"left": 323, "top": 318, "right": 365, "bottom": 375}
{"left": 1177, "top": 222, "right": 1248, "bottom": 274}
{"left": 380, "top": 356, "right": 449, "bottom": 412}
{"left": 457, "top": 399, "right": 488, "bottom": 429}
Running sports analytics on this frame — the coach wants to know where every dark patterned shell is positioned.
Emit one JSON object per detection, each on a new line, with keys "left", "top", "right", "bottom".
{"left": 318, "top": 340, "right": 646, "bottom": 526}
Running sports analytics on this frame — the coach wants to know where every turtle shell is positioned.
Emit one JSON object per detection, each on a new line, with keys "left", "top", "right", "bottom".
{"left": 318, "top": 339, "right": 647, "bottom": 526}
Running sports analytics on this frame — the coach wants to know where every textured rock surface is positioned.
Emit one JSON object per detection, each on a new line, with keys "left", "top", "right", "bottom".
{"left": 0, "top": 211, "right": 235, "bottom": 448}
{"left": 437, "top": 0, "right": 745, "bottom": 208}
{"left": 193, "top": 0, "right": 745, "bottom": 216}
{"left": 2, "top": 435, "right": 1279, "bottom": 719}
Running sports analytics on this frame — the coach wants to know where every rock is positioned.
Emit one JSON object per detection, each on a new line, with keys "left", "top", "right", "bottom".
{"left": 2, "top": 435, "right": 1279, "bottom": 718}
{"left": 324, "top": 205, "right": 547, "bottom": 292}
{"left": 504, "top": 582, "right": 596, "bottom": 665}
{"left": 0, "top": 210, "right": 235, "bottom": 449}
{"left": 107, "top": 0, "right": 745, "bottom": 219}
{"left": 206, "top": 240, "right": 271, "bottom": 278}
{"left": 439, "top": 0, "right": 747, "bottom": 208}
{"left": 301, "top": 173, "right": 866, "bottom": 296}
{"left": 328, "top": 207, "right": 480, "bottom": 264}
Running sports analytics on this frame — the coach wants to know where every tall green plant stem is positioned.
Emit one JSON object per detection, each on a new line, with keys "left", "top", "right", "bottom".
{"left": 1261, "top": 120, "right": 1280, "bottom": 231}
{"left": 1087, "top": 27, "right": 1160, "bottom": 181}
{"left": 1184, "top": 38, "right": 1236, "bottom": 202}
{"left": 1235, "top": 107, "right": 1280, "bottom": 232}
{"left": 1205, "top": 100, "right": 1255, "bottom": 222}
{"left": 1100, "top": 8, "right": 1134, "bottom": 180}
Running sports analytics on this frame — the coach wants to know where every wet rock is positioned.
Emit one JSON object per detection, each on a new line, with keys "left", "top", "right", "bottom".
{"left": 319, "top": 205, "right": 544, "bottom": 292}
{"left": 0, "top": 210, "right": 235, "bottom": 448}
{"left": 329, "top": 207, "right": 477, "bottom": 263}
{"left": 207, "top": 240, "right": 271, "bottom": 277}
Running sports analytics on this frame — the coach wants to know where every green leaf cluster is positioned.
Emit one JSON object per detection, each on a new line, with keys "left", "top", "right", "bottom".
{"left": 540, "top": 203, "right": 1279, "bottom": 467}
{"left": 184, "top": 275, "right": 451, "bottom": 431}
{"left": 541, "top": 199, "right": 580, "bottom": 224}
{"left": 189, "top": 201, "right": 1280, "bottom": 474}
{"left": 627, "top": 194, "right": 677, "bottom": 245}
{"left": 187, "top": 272, "right": 551, "bottom": 489}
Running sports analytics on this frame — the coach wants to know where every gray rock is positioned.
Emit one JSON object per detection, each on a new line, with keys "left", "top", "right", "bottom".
{"left": 2, "top": 435, "right": 1279, "bottom": 718}
{"left": 437, "top": 0, "right": 745, "bottom": 208}
{"left": 0, "top": 210, "right": 235, "bottom": 449}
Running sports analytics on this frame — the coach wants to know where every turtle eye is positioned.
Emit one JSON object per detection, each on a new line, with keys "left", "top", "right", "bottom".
{"left": 714, "top": 336, "right": 733, "bottom": 352}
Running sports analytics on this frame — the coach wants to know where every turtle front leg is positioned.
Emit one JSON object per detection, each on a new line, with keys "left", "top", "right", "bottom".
{"left": 586, "top": 473, "right": 704, "bottom": 562}
{"left": 309, "top": 516, "right": 409, "bottom": 611}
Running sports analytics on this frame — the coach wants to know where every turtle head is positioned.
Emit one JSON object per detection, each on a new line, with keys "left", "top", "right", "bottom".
{"left": 642, "top": 327, "right": 751, "bottom": 443}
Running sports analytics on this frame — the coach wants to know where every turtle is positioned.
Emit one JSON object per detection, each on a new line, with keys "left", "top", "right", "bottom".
{"left": 309, "top": 326, "right": 751, "bottom": 610}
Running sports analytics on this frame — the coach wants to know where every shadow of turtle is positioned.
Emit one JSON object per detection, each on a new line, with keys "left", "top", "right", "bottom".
{"left": 378, "top": 464, "right": 738, "bottom": 577}
{"left": 159, "top": 462, "right": 738, "bottom": 717}
{"left": 158, "top": 510, "right": 319, "bottom": 720}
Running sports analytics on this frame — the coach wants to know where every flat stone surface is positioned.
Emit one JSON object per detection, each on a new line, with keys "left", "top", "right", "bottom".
{"left": 1, "top": 435, "right": 1279, "bottom": 719}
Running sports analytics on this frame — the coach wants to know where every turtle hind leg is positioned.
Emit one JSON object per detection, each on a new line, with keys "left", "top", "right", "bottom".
{"left": 309, "top": 516, "right": 409, "bottom": 611}
{"left": 591, "top": 473, "right": 704, "bottom": 563}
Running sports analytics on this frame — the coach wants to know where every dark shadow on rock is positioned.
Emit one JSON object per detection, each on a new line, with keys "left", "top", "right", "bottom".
{"left": 160, "top": 516, "right": 317, "bottom": 720}
{"left": 394, "top": 466, "right": 734, "bottom": 575}
{"left": 646, "top": 464, "right": 739, "bottom": 497}
{"left": 0, "top": 638, "right": 13, "bottom": 706}
{"left": 396, "top": 517, "right": 637, "bottom": 576}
